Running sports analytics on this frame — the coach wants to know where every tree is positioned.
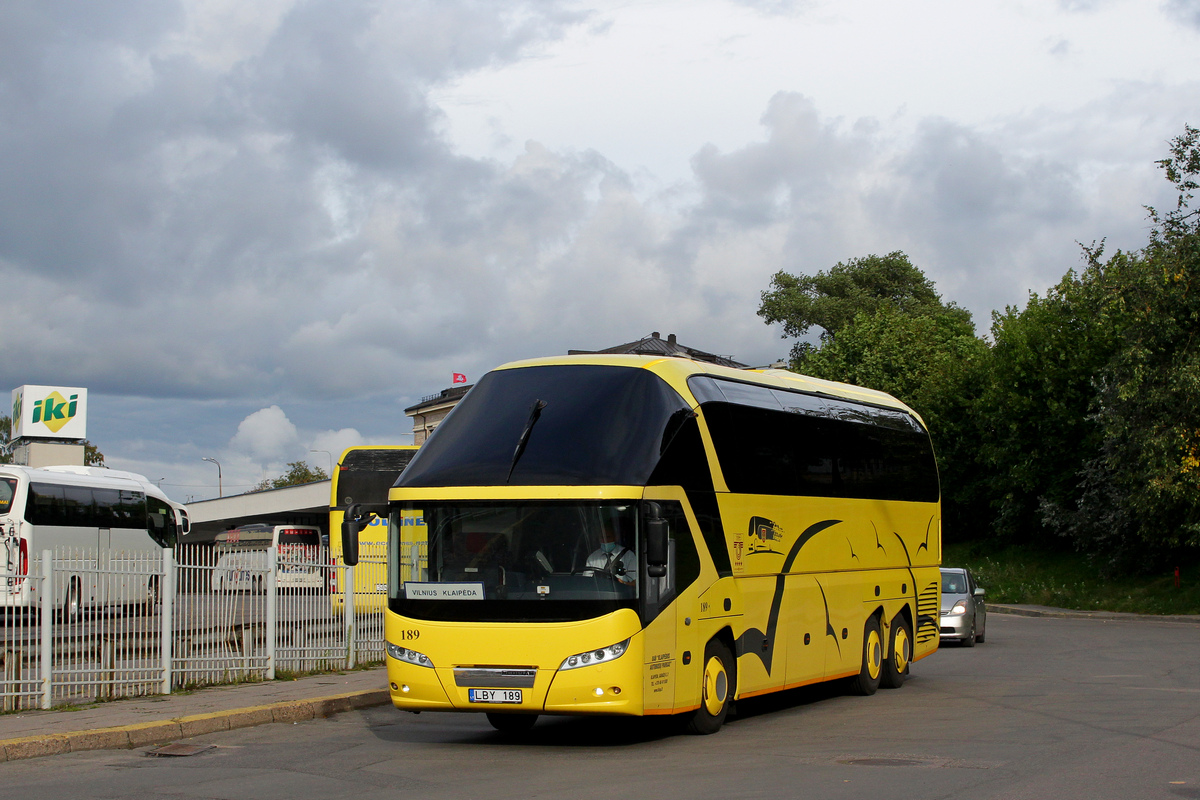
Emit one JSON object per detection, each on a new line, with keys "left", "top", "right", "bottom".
{"left": 252, "top": 461, "right": 329, "bottom": 492}
{"left": 978, "top": 257, "right": 1124, "bottom": 547}
{"left": 758, "top": 251, "right": 972, "bottom": 363}
{"left": 1054, "top": 126, "right": 1200, "bottom": 559}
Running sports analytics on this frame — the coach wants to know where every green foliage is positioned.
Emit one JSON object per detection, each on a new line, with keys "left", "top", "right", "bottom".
{"left": 944, "top": 541, "right": 1200, "bottom": 615}
{"left": 978, "top": 259, "right": 1124, "bottom": 545}
{"left": 1051, "top": 128, "right": 1200, "bottom": 558}
{"left": 253, "top": 460, "right": 329, "bottom": 492}
{"left": 758, "top": 251, "right": 972, "bottom": 362}
{"left": 0, "top": 415, "right": 10, "bottom": 464}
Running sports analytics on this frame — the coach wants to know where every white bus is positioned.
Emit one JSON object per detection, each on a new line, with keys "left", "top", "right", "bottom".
{"left": 0, "top": 464, "right": 188, "bottom": 616}
{"left": 211, "top": 523, "right": 324, "bottom": 593}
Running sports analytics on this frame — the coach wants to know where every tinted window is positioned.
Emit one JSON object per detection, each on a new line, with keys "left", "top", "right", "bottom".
{"left": 334, "top": 449, "right": 418, "bottom": 508}
{"left": 399, "top": 365, "right": 692, "bottom": 487}
{"left": 694, "top": 381, "right": 939, "bottom": 502}
{"left": 26, "top": 482, "right": 148, "bottom": 529}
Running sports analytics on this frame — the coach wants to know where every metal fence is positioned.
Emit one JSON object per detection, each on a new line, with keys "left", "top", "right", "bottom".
{"left": 0, "top": 543, "right": 385, "bottom": 711}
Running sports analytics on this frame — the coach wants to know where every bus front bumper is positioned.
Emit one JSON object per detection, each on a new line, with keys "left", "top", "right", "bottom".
{"left": 385, "top": 613, "right": 645, "bottom": 716}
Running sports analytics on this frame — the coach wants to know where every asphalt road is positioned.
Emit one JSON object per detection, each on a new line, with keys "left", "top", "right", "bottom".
{"left": 1, "top": 612, "right": 1198, "bottom": 800}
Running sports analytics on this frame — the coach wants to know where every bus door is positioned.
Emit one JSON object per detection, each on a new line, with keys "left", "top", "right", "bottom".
{"left": 640, "top": 499, "right": 701, "bottom": 714}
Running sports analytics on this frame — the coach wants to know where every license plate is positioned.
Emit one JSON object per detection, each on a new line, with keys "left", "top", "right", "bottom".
{"left": 468, "top": 689, "right": 522, "bottom": 704}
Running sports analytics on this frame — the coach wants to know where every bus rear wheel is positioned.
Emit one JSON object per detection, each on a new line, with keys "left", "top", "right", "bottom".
{"left": 486, "top": 713, "right": 537, "bottom": 733}
{"left": 880, "top": 615, "right": 911, "bottom": 689}
{"left": 686, "top": 638, "right": 735, "bottom": 735}
{"left": 849, "top": 616, "right": 883, "bottom": 696}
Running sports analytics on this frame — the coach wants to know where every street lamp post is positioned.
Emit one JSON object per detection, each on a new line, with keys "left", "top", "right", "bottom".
{"left": 310, "top": 449, "right": 333, "bottom": 477}
{"left": 202, "top": 457, "right": 222, "bottom": 498}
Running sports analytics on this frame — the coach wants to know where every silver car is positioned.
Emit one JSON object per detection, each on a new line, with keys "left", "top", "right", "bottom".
{"left": 939, "top": 567, "right": 986, "bottom": 646}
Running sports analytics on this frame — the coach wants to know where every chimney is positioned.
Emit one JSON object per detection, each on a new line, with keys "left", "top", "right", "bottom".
{"left": 651, "top": 331, "right": 660, "bottom": 339}
{"left": 668, "top": 333, "right": 677, "bottom": 345}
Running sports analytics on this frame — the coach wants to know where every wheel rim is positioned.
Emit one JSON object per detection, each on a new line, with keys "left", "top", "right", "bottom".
{"left": 702, "top": 655, "right": 728, "bottom": 716}
{"left": 865, "top": 628, "right": 882, "bottom": 681}
{"left": 893, "top": 626, "right": 911, "bottom": 673}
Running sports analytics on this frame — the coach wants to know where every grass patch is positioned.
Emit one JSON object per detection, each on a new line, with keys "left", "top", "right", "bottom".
{"left": 943, "top": 541, "right": 1200, "bottom": 615}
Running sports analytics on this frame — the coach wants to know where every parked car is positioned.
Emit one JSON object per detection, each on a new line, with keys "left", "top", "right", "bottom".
{"left": 940, "top": 566, "right": 986, "bottom": 646}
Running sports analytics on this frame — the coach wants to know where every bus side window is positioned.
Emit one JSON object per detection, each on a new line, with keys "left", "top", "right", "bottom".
{"left": 27, "top": 483, "right": 66, "bottom": 526}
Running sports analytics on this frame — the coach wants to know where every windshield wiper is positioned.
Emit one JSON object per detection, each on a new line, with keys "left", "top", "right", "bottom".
{"left": 507, "top": 399, "right": 547, "bottom": 483}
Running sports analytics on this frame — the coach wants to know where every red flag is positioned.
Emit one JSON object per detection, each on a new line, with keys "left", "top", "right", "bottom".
{"left": 452, "top": 373, "right": 467, "bottom": 384}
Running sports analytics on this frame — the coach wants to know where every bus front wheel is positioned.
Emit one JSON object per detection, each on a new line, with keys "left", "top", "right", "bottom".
{"left": 686, "top": 638, "right": 735, "bottom": 735}
{"left": 486, "top": 713, "right": 537, "bottom": 733}
{"left": 849, "top": 616, "right": 883, "bottom": 696}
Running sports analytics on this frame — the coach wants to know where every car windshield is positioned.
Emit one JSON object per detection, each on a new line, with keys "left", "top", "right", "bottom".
{"left": 941, "top": 571, "right": 967, "bottom": 594}
{"left": 390, "top": 501, "right": 640, "bottom": 622}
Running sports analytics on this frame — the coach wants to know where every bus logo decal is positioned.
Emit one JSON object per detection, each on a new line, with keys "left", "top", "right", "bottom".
{"left": 747, "top": 516, "right": 784, "bottom": 555}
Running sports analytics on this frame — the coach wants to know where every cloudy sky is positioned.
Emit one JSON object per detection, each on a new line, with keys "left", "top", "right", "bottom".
{"left": 3, "top": 0, "right": 1198, "bottom": 501}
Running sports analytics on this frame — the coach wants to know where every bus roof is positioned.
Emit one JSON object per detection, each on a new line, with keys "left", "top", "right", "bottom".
{"left": 492, "top": 354, "right": 921, "bottom": 421}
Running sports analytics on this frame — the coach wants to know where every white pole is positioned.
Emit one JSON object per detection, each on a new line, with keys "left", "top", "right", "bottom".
{"left": 266, "top": 546, "right": 277, "bottom": 680}
{"left": 160, "top": 548, "right": 174, "bottom": 695}
{"left": 40, "top": 550, "right": 52, "bottom": 710}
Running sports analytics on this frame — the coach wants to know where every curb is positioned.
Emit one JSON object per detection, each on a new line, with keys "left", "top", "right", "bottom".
{"left": 989, "top": 604, "right": 1200, "bottom": 624}
{"left": 0, "top": 689, "right": 391, "bottom": 763}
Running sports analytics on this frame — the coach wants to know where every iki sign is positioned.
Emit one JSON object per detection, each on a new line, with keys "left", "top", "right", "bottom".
{"left": 10, "top": 385, "right": 88, "bottom": 440}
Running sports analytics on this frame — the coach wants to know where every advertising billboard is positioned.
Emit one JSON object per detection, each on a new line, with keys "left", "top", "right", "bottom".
{"left": 10, "top": 385, "right": 88, "bottom": 440}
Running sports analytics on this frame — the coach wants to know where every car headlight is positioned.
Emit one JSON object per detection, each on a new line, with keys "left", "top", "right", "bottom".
{"left": 559, "top": 639, "right": 631, "bottom": 671}
{"left": 944, "top": 600, "right": 969, "bottom": 617}
{"left": 387, "top": 642, "right": 435, "bottom": 668}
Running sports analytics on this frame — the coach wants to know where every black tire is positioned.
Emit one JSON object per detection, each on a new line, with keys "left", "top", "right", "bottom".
{"left": 849, "top": 616, "right": 883, "bottom": 696}
{"left": 880, "top": 615, "right": 912, "bottom": 689}
{"left": 976, "top": 624, "right": 985, "bottom": 644}
{"left": 686, "top": 638, "right": 735, "bottom": 735}
{"left": 486, "top": 713, "right": 538, "bottom": 733}
{"left": 61, "top": 579, "right": 82, "bottom": 623}
{"left": 145, "top": 576, "right": 161, "bottom": 614}
{"left": 962, "top": 617, "right": 976, "bottom": 648}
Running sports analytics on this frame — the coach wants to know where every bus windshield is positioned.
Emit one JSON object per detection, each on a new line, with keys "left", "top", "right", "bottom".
{"left": 396, "top": 365, "right": 692, "bottom": 487}
{"left": 390, "top": 501, "right": 640, "bottom": 622}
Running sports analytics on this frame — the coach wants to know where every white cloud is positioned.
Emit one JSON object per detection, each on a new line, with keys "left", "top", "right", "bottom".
{"left": 229, "top": 405, "right": 299, "bottom": 464}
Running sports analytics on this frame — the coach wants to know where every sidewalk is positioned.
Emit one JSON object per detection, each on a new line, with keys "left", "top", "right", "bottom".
{"left": 0, "top": 667, "right": 390, "bottom": 763}
{"left": 989, "top": 603, "right": 1200, "bottom": 624}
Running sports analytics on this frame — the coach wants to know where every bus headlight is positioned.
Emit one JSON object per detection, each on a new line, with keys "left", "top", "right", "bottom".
{"left": 387, "top": 642, "right": 435, "bottom": 668}
{"left": 559, "top": 639, "right": 630, "bottom": 671}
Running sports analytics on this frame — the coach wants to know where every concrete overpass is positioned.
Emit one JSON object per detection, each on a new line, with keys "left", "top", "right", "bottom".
{"left": 183, "top": 480, "right": 332, "bottom": 543}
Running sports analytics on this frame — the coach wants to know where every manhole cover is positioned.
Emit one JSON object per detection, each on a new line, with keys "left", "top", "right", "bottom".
{"left": 146, "top": 743, "right": 215, "bottom": 757}
{"left": 839, "top": 758, "right": 926, "bottom": 767}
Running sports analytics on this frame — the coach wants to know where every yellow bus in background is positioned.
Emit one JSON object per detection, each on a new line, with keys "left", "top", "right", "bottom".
{"left": 342, "top": 355, "right": 941, "bottom": 734}
{"left": 329, "top": 445, "right": 419, "bottom": 610}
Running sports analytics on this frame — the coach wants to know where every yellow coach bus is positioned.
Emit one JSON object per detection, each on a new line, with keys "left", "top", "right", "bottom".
{"left": 341, "top": 355, "right": 941, "bottom": 734}
{"left": 329, "top": 445, "right": 419, "bottom": 610}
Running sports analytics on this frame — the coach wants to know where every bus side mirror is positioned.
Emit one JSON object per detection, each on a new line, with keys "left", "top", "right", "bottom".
{"left": 341, "top": 503, "right": 387, "bottom": 567}
{"left": 644, "top": 501, "right": 668, "bottom": 578}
